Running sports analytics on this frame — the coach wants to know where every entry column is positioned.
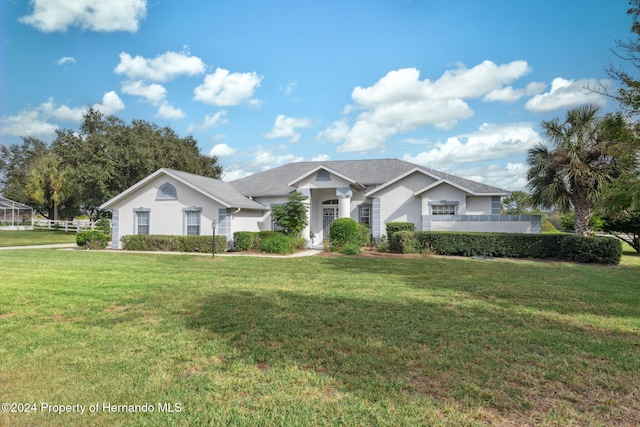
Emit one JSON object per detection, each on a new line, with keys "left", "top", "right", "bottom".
{"left": 298, "top": 188, "right": 312, "bottom": 248}
{"left": 336, "top": 187, "right": 352, "bottom": 219}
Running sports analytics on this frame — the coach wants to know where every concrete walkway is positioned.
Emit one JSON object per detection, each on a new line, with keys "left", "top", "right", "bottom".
{"left": 0, "top": 243, "right": 323, "bottom": 258}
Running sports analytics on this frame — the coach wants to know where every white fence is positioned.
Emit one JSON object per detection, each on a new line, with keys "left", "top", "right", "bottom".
{"left": 33, "top": 219, "right": 97, "bottom": 232}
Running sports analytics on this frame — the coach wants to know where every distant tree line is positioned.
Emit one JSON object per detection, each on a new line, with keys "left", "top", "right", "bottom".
{"left": 0, "top": 108, "right": 222, "bottom": 220}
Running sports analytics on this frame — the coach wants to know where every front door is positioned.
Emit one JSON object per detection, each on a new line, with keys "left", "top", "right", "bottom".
{"left": 322, "top": 204, "right": 338, "bottom": 240}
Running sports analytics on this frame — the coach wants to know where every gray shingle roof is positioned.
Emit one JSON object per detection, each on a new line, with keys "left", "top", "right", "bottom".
{"left": 165, "top": 169, "right": 266, "bottom": 209}
{"left": 229, "top": 159, "right": 507, "bottom": 197}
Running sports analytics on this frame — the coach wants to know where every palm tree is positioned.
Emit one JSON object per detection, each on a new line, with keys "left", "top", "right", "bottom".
{"left": 25, "top": 155, "right": 72, "bottom": 221}
{"left": 527, "top": 104, "right": 622, "bottom": 236}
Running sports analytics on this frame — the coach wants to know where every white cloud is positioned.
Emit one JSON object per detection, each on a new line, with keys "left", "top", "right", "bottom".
{"left": 55, "top": 57, "right": 76, "bottom": 66}
{"left": 202, "top": 111, "right": 229, "bottom": 129}
{"left": 0, "top": 109, "right": 59, "bottom": 139}
{"left": 263, "top": 115, "right": 312, "bottom": 142}
{"left": 115, "top": 51, "right": 205, "bottom": 82}
{"left": 280, "top": 80, "right": 298, "bottom": 100}
{"left": 250, "top": 146, "right": 304, "bottom": 171}
{"left": 193, "top": 68, "right": 262, "bottom": 106}
{"left": 312, "top": 154, "right": 330, "bottom": 162}
{"left": 187, "top": 111, "right": 229, "bottom": 132}
{"left": 402, "top": 122, "right": 540, "bottom": 170}
{"left": 20, "top": 0, "right": 147, "bottom": 33}
{"left": 121, "top": 80, "right": 167, "bottom": 104}
{"left": 525, "top": 77, "right": 610, "bottom": 113}
{"left": 317, "top": 60, "right": 532, "bottom": 153}
{"left": 155, "top": 103, "right": 185, "bottom": 120}
{"left": 446, "top": 163, "right": 530, "bottom": 192}
{"left": 93, "top": 91, "right": 125, "bottom": 115}
{"left": 221, "top": 167, "right": 251, "bottom": 181}
{"left": 1, "top": 93, "right": 125, "bottom": 139}
{"left": 209, "top": 143, "right": 236, "bottom": 157}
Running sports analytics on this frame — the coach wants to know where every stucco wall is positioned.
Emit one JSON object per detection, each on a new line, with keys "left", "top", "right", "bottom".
{"left": 109, "top": 176, "right": 223, "bottom": 248}
{"left": 465, "top": 196, "right": 493, "bottom": 215}
{"left": 376, "top": 172, "right": 433, "bottom": 227}
{"left": 420, "top": 183, "right": 468, "bottom": 214}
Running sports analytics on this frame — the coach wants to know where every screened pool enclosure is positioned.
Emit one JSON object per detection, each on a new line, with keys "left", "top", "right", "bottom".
{"left": 0, "top": 197, "right": 33, "bottom": 228}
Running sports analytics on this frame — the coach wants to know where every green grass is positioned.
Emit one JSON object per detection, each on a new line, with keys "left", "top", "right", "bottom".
{"left": 0, "top": 230, "right": 77, "bottom": 247}
{"left": 0, "top": 250, "right": 639, "bottom": 426}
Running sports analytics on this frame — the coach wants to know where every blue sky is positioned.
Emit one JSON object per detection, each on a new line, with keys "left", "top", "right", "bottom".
{"left": 1, "top": 0, "right": 632, "bottom": 190}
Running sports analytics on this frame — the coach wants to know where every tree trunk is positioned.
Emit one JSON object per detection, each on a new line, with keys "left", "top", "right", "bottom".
{"left": 573, "top": 197, "right": 593, "bottom": 236}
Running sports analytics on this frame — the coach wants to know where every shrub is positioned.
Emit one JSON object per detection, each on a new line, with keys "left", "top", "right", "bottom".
{"left": 95, "top": 218, "right": 112, "bottom": 235}
{"left": 233, "top": 231, "right": 259, "bottom": 251}
{"left": 259, "top": 233, "right": 301, "bottom": 254}
{"left": 232, "top": 231, "right": 303, "bottom": 252}
{"left": 386, "top": 222, "right": 414, "bottom": 242}
{"left": 121, "top": 235, "right": 227, "bottom": 253}
{"left": 388, "top": 231, "right": 621, "bottom": 264}
{"left": 76, "top": 230, "right": 108, "bottom": 250}
{"left": 559, "top": 235, "right": 622, "bottom": 265}
{"left": 340, "top": 243, "right": 362, "bottom": 255}
{"left": 392, "top": 230, "right": 421, "bottom": 254}
{"left": 541, "top": 220, "right": 559, "bottom": 233}
{"left": 329, "top": 218, "right": 359, "bottom": 251}
{"left": 272, "top": 191, "right": 309, "bottom": 236}
{"left": 357, "top": 223, "right": 372, "bottom": 247}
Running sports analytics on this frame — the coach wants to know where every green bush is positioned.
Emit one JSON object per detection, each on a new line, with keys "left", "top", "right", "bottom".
{"left": 386, "top": 222, "right": 414, "bottom": 244}
{"left": 233, "top": 231, "right": 259, "bottom": 251}
{"left": 76, "top": 230, "right": 108, "bottom": 250}
{"left": 95, "top": 218, "right": 112, "bottom": 235}
{"left": 329, "top": 218, "right": 359, "bottom": 251}
{"left": 121, "top": 235, "right": 226, "bottom": 253}
{"left": 357, "top": 223, "right": 372, "bottom": 247}
{"left": 258, "top": 233, "right": 302, "bottom": 254}
{"left": 388, "top": 231, "right": 621, "bottom": 264}
{"left": 232, "top": 231, "right": 302, "bottom": 252}
{"left": 392, "top": 231, "right": 422, "bottom": 254}
{"left": 559, "top": 235, "right": 622, "bottom": 265}
{"left": 541, "top": 220, "right": 559, "bottom": 233}
{"left": 340, "top": 243, "right": 362, "bottom": 255}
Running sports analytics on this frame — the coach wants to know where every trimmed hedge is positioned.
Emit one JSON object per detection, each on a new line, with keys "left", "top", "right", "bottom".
{"left": 390, "top": 231, "right": 621, "bottom": 265}
{"left": 386, "top": 222, "right": 414, "bottom": 240}
{"left": 559, "top": 235, "right": 622, "bottom": 264}
{"left": 76, "top": 230, "right": 108, "bottom": 250}
{"left": 121, "top": 234, "right": 227, "bottom": 253}
{"left": 232, "top": 231, "right": 305, "bottom": 254}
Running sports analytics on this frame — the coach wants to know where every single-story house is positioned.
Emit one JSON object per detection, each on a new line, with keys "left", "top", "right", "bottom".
{"left": 99, "top": 158, "right": 541, "bottom": 249}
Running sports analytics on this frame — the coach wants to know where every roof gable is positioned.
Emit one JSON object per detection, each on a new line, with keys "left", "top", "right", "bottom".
{"left": 288, "top": 165, "right": 365, "bottom": 190}
{"left": 100, "top": 169, "right": 265, "bottom": 210}
{"left": 365, "top": 168, "right": 440, "bottom": 197}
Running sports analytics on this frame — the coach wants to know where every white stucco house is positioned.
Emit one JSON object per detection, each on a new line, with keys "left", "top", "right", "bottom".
{"left": 99, "top": 158, "right": 541, "bottom": 249}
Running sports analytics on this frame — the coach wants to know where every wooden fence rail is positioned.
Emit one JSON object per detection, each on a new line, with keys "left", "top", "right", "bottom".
{"left": 33, "top": 219, "right": 96, "bottom": 232}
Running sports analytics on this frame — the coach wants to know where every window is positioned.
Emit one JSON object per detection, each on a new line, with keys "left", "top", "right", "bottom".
{"left": 431, "top": 204, "right": 457, "bottom": 215}
{"left": 359, "top": 204, "right": 371, "bottom": 227}
{"left": 316, "top": 170, "right": 331, "bottom": 181}
{"left": 185, "top": 210, "right": 201, "bottom": 236}
{"left": 135, "top": 210, "right": 150, "bottom": 234}
{"left": 157, "top": 182, "right": 177, "bottom": 200}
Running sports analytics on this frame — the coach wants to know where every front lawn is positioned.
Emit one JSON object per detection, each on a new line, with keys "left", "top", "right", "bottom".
{"left": 0, "top": 230, "right": 77, "bottom": 247}
{"left": 0, "top": 250, "right": 638, "bottom": 426}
